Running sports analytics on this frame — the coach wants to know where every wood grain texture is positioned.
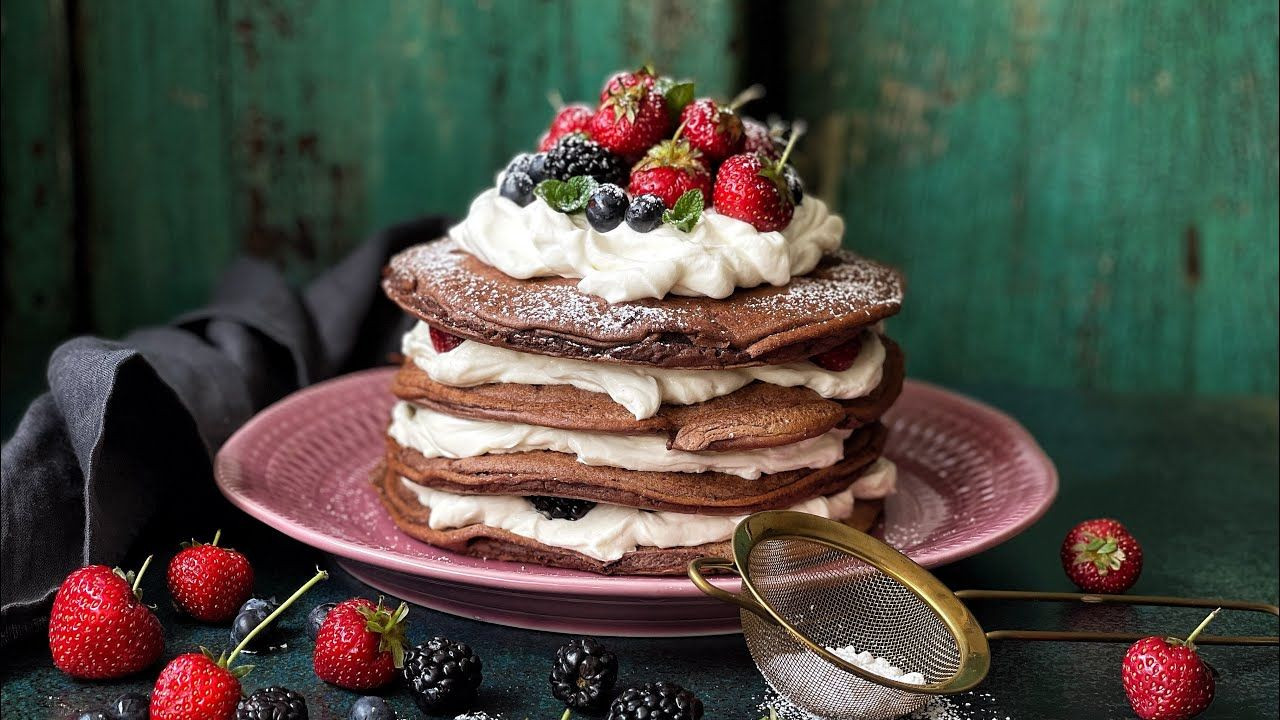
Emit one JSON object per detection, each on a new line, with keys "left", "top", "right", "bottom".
{"left": 788, "top": 0, "right": 1279, "bottom": 395}
{"left": 1, "top": 0, "right": 76, "bottom": 430}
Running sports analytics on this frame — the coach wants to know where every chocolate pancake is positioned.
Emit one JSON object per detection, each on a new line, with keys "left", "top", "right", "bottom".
{"left": 392, "top": 335, "right": 904, "bottom": 452}
{"left": 382, "top": 240, "right": 904, "bottom": 368}
{"left": 373, "top": 461, "right": 885, "bottom": 576}
{"left": 387, "top": 422, "right": 887, "bottom": 514}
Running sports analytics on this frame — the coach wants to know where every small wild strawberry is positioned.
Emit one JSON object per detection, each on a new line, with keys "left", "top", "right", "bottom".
{"left": 1060, "top": 518, "right": 1143, "bottom": 593}
{"left": 167, "top": 530, "right": 254, "bottom": 622}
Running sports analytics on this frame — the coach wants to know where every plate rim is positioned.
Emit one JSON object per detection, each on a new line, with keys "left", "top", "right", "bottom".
{"left": 215, "top": 368, "right": 1057, "bottom": 596}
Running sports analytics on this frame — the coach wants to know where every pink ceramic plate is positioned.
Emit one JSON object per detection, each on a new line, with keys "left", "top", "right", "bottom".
{"left": 215, "top": 368, "right": 1057, "bottom": 636}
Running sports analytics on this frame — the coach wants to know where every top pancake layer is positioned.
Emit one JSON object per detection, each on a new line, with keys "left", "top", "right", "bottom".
{"left": 383, "top": 240, "right": 905, "bottom": 369}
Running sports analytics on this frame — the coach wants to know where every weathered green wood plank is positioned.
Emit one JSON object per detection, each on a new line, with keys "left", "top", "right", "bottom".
{"left": 77, "top": 0, "right": 236, "bottom": 337}
{"left": 788, "top": 0, "right": 1279, "bottom": 395}
{"left": 224, "top": 0, "right": 742, "bottom": 280}
{"left": 1, "top": 0, "right": 76, "bottom": 432}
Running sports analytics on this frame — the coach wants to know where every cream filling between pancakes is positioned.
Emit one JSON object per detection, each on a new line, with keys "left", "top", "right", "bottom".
{"left": 398, "top": 458, "right": 897, "bottom": 562}
{"left": 389, "top": 401, "right": 852, "bottom": 480}
{"left": 403, "top": 322, "right": 885, "bottom": 420}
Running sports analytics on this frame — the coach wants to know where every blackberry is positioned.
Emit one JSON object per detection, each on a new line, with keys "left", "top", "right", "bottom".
{"left": 236, "top": 687, "right": 308, "bottom": 720}
{"left": 506, "top": 152, "right": 547, "bottom": 184}
{"left": 402, "top": 637, "right": 484, "bottom": 713}
{"left": 527, "top": 496, "right": 596, "bottom": 521}
{"left": 549, "top": 637, "right": 619, "bottom": 710}
{"left": 107, "top": 693, "right": 149, "bottom": 720}
{"left": 625, "top": 193, "right": 665, "bottom": 232}
{"left": 544, "top": 135, "right": 628, "bottom": 186}
{"left": 348, "top": 696, "right": 394, "bottom": 720}
{"left": 586, "top": 184, "right": 629, "bottom": 232}
{"left": 784, "top": 165, "right": 804, "bottom": 205}
{"left": 500, "top": 170, "right": 535, "bottom": 206}
{"left": 306, "top": 602, "right": 337, "bottom": 640}
{"left": 607, "top": 682, "right": 703, "bottom": 720}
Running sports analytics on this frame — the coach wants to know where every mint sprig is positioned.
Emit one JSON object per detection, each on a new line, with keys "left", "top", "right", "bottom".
{"left": 663, "top": 188, "right": 704, "bottom": 232}
{"left": 656, "top": 77, "right": 696, "bottom": 121}
{"left": 534, "top": 175, "right": 598, "bottom": 213}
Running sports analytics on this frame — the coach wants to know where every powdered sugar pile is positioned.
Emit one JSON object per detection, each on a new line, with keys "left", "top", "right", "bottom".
{"left": 826, "top": 645, "right": 927, "bottom": 685}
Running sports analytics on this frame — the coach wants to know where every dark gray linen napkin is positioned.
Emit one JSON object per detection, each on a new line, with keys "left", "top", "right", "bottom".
{"left": 0, "top": 217, "right": 448, "bottom": 648}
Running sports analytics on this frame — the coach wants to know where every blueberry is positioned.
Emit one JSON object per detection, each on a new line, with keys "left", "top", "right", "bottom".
{"left": 108, "top": 693, "right": 150, "bottom": 720}
{"left": 239, "top": 596, "right": 278, "bottom": 616}
{"left": 784, "top": 165, "right": 804, "bottom": 205}
{"left": 625, "top": 193, "right": 665, "bottom": 232}
{"left": 505, "top": 153, "right": 547, "bottom": 184}
{"left": 586, "top": 184, "right": 628, "bottom": 232}
{"left": 349, "top": 696, "right": 395, "bottom": 720}
{"left": 230, "top": 605, "right": 283, "bottom": 651}
{"left": 307, "top": 602, "right": 337, "bottom": 639}
{"left": 500, "top": 170, "right": 535, "bottom": 206}
{"left": 78, "top": 713, "right": 109, "bottom": 720}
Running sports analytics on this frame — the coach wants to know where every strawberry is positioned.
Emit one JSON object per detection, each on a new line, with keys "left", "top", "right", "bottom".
{"left": 598, "top": 65, "right": 657, "bottom": 102}
{"left": 1122, "top": 609, "right": 1220, "bottom": 720}
{"left": 629, "top": 134, "right": 712, "bottom": 210}
{"left": 313, "top": 597, "right": 408, "bottom": 690}
{"left": 678, "top": 86, "right": 763, "bottom": 163}
{"left": 741, "top": 117, "right": 781, "bottom": 160}
{"left": 1060, "top": 518, "right": 1143, "bottom": 593}
{"left": 429, "top": 326, "right": 463, "bottom": 353}
{"left": 811, "top": 336, "right": 865, "bottom": 371}
{"left": 167, "top": 530, "right": 254, "bottom": 623}
{"left": 49, "top": 557, "right": 163, "bottom": 679}
{"left": 538, "top": 103, "right": 593, "bottom": 152}
{"left": 589, "top": 80, "right": 671, "bottom": 159}
{"left": 151, "top": 569, "right": 328, "bottom": 720}
{"left": 713, "top": 127, "right": 804, "bottom": 232}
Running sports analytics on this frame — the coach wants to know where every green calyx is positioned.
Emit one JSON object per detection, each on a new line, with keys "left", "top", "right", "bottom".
{"left": 1071, "top": 532, "right": 1127, "bottom": 575}
{"left": 756, "top": 122, "right": 803, "bottom": 203}
{"left": 112, "top": 554, "right": 155, "bottom": 602}
{"left": 535, "top": 175, "right": 598, "bottom": 213}
{"left": 633, "top": 136, "right": 705, "bottom": 175}
{"left": 180, "top": 528, "right": 224, "bottom": 551}
{"left": 357, "top": 597, "right": 409, "bottom": 669}
{"left": 663, "top": 189, "right": 705, "bottom": 232}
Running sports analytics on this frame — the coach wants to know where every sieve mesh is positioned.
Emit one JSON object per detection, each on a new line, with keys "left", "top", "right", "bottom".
{"left": 743, "top": 536, "right": 962, "bottom": 720}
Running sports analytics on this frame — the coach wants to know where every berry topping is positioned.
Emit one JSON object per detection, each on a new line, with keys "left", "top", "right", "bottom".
{"left": 712, "top": 126, "right": 804, "bottom": 232}
{"left": 544, "top": 135, "right": 628, "bottom": 186}
{"left": 607, "top": 682, "right": 703, "bottom": 720}
{"left": 314, "top": 598, "right": 408, "bottom": 691}
{"left": 306, "top": 602, "right": 336, "bottom": 640}
{"left": 784, "top": 165, "right": 804, "bottom": 205}
{"left": 429, "top": 326, "right": 463, "bottom": 353}
{"left": 499, "top": 170, "right": 535, "bottom": 207}
{"left": 629, "top": 126, "right": 713, "bottom": 210}
{"left": 811, "top": 336, "right": 864, "bottom": 371}
{"left": 586, "top": 183, "right": 629, "bottom": 232}
{"left": 348, "top": 696, "right": 395, "bottom": 720}
{"left": 108, "top": 692, "right": 151, "bottom": 720}
{"left": 1122, "top": 610, "right": 1220, "bottom": 720}
{"left": 505, "top": 152, "right": 547, "bottom": 183}
{"left": 1061, "top": 518, "right": 1143, "bottom": 593}
{"left": 539, "top": 104, "right": 593, "bottom": 152}
{"left": 590, "top": 78, "right": 671, "bottom": 159}
{"left": 49, "top": 558, "right": 164, "bottom": 680}
{"left": 741, "top": 117, "right": 782, "bottom": 159}
{"left": 401, "top": 637, "right": 484, "bottom": 713}
{"left": 550, "top": 637, "right": 619, "bottom": 710}
{"left": 236, "top": 686, "right": 308, "bottom": 720}
{"left": 678, "top": 86, "right": 762, "bottom": 164}
{"left": 528, "top": 496, "right": 597, "bottom": 521}
{"left": 167, "top": 530, "right": 255, "bottom": 623}
{"left": 599, "top": 65, "right": 658, "bottom": 103}
{"left": 625, "top": 193, "right": 666, "bottom": 233}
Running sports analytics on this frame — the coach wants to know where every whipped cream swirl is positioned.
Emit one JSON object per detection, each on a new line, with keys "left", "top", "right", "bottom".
{"left": 448, "top": 188, "right": 844, "bottom": 302}
{"left": 403, "top": 322, "right": 885, "bottom": 420}
{"left": 397, "top": 458, "right": 897, "bottom": 562}
{"left": 389, "top": 401, "right": 851, "bottom": 480}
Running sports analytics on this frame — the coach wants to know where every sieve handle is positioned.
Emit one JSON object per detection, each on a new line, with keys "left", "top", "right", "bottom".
{"left": 687, "top": 557, "right": 776, "bottom": 624}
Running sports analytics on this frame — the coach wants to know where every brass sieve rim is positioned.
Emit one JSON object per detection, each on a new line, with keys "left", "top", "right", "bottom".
{"left": 692, "top": 510, "right": 991, "bottom": 695}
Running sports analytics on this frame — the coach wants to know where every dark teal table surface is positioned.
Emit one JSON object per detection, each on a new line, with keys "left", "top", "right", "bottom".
{"left": 3, "top": 387, "right": 1277, "bottom": 719}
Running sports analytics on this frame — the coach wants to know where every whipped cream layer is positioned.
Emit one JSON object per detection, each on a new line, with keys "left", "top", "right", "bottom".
{"left": 449, "top": 188, "right": 844, "bottom": 302}
{"left": 389, "top": 401, "right": 851, "bottom": 480}
{"left": 398, "top": 458, "right": 897, "bottom": 562}
{"left": 403, "top": 322, "right": 885, "bottom": 420}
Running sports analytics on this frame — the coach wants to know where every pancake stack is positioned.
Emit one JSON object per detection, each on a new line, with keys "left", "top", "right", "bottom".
{"left": 374, "top": 69, "right": 905, "bottom": 575}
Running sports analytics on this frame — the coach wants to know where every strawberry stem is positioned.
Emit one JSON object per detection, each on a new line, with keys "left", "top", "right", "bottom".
{"left": 728, "top": 84, "right": 765, "bottom": 111}
{"left": 1183, "top": 607, "right": 1221, "bottom": 650}
{"left": 774, "top": 121, "right": 805, "bottom": 173}
{"left": 547, "top": 89, "right": 565, "bottom": 111}
{"left": 211, "top": 529, "right": 221, "bottom": 547}
{"left": 226, "top": 568, "right": 329, "bottom": 666}
{"left": 559, "top": 710, "right": 571, "bottom": 720}
{"left": 131, "top": 555, "right": 153, "bottom": 594}
{"left": 672, "top": 118, "right": 689, "bottom": 142}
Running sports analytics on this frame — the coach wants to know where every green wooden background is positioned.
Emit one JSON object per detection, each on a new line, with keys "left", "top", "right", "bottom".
{"left": 3, "top": 0, "right": 1277, "bottom": 435}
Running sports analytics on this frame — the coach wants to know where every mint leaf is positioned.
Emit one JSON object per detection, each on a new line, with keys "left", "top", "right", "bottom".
{"left": 660, "top": 80, "right": 696, "bottom": 120}
{"left": 534, "top": 175, "right": 598, "bottom": 213}
{"left": 662, "top": 188, "right": 704, "bottom": 232}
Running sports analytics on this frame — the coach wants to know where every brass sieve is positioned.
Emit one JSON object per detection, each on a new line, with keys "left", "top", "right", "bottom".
{"left": 688, "top": 511, "right": 1280, "bottom": 720}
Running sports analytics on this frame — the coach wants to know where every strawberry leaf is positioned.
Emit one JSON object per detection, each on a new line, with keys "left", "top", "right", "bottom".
{"left": 661, "top": 80, "right": 696, "bottom": 121}
{"left": 663, "top": 189, "right": 704, "bottom": 232}
{"left": 535, "top": 175, "right": 598, "bottom": 213}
